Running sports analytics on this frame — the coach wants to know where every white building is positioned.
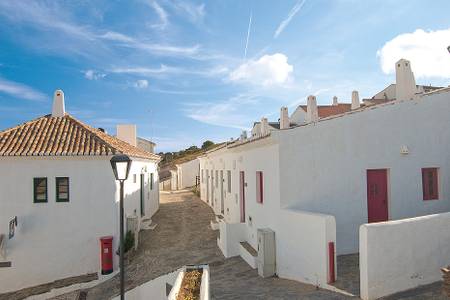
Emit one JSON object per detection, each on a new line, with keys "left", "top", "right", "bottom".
{"left": 175, "top": 159, "right": 200, "bottom": 190}
{"left": 0, "top": 90, "right": 160, "bottom": 294}
{"left": 198, "top": 59, "right": 450, "bottom": 289}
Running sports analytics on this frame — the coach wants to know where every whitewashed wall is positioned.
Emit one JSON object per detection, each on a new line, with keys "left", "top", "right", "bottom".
{"left": 113, "top": 269, "right": 179, "bottom": 300}
{"left": 0, "top": 156, "right": 159, "bottom": 293}
{"left": 276, "top": 208, "right": 336, "bottom": 287}
{"left": 177, "top": 159, "right": 199, "bottom": 189}
{"left": 360, "top": 212, "right": 450, "bottom": 300}
{"left": 276, "top": 91, "right": 450, "bottom": 254}
{"left": 200, "top": 141, "right": 337, "bottom": 288}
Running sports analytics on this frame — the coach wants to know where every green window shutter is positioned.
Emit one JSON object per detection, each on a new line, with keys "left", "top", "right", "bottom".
{"left": 34, "top": 177, "right": 48, "bottom": 203}
{"left": 56, "top": 177, "right": 70, "bottom": 202}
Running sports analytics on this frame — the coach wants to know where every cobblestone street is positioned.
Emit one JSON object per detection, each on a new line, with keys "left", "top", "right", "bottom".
{"left": 52, "top": 191, "right": 445, "bottom": 300}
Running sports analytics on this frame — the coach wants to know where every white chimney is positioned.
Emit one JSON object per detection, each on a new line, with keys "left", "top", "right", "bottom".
{"left": 395, "top": 58, "right": 417, "bottom": 101}
{"left": 306, "top": 95, "right": 318, "bottom": 123}
{"left": 351, "top": 90, "right": 360, "bottom": 110}
{"left": 280, "top": 107, "right": 290, "bottom": 129}
{"left": 117, "top": 124, "right": 137, "bottom": 146}
{"left": 52, "top": 89, "right": 66, "bottom": 117}
{"left": 332, "top": 96, "right": 338, "bottom": 106}
{"left": 260, "top": 117, "right": 269, "bottom": 135}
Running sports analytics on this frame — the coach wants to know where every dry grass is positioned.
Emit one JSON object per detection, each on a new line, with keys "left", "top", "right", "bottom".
{"left": 176, "top": 269, "right": 203, "bottom": 300}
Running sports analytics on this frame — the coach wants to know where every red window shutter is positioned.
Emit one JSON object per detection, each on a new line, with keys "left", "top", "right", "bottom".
{"left": 422, "top": 168, "right": 439, "bottom": 200}
{"left": 256, "top": 171, "right": 263, "bottom": 203}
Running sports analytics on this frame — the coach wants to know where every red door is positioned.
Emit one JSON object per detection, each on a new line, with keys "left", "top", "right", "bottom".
{"left": 367, "top": 169, "right": 388, "bottom": 223}
{"left": 240, "top": 171, "right": 245, "bottom": 223}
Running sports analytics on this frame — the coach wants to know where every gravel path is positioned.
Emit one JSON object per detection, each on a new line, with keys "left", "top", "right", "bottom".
{"left": 50, "top": 191, "right": 446, "bottom": 300}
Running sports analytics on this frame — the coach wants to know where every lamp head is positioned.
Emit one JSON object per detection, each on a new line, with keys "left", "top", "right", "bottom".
{"left": 110, "top": 154, "right": 132, "bottom": 181}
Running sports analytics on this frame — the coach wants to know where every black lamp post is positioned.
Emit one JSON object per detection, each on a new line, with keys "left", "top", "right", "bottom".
{"left": 110, "top": 154, "right": 132, "bottom": 300}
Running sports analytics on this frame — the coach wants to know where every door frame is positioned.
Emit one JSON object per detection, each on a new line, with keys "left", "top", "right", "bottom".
{"left": 239, "top": 171, "right": 246, "bottom": 223}
{"left": 366, "top": 169, "right": 389, "bottom": 223}
{"left": 140, "top": 173, "right": 145, "bottom": 217}
{"left": 220, "top": 170, "right": 224, "bottom": 215}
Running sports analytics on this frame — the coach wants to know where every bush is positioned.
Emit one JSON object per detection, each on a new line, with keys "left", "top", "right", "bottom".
{"left": 124, "top": 230, "right": 135, "bottom": 253}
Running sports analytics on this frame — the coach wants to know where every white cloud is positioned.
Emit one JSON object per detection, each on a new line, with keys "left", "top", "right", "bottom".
{"left": 165, "top": 1, "right": 205, "bottom": 24}
{"left": 134, "top": 79, "right": 149, "bottom": 89}
{"left": 377, "top": 28, "right": 450, "bottom": 78}
{"left": 84, "top": 69, "right": 106, "bottom": 80}
{"left": 149, "top": 1, "right": 169, "bottom": 30}
{"left": 274, "top": 0, "right": 306, "bottom": 38}
{"left": 185, "top": 94, "right": 259, "bottom": 129}
{"left": 229, "top": 53, "right": 293, "bottom": 86}
{"left": 0, "top": 77, "right": 47, "bottom": 101}
{"left": 111, "top": 65, "right": 228, "bottom": 77}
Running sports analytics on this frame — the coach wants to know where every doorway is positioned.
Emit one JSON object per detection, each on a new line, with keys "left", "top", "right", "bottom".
{"left": 239, "top": 171, "right": 245, "bottom": 223}
{"left": 367, "top": 169, "right": 389, "bottom": 223}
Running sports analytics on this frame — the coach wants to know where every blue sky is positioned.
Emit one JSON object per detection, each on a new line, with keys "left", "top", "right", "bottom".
{"left": 0, "top": 0, "right": 449, "bottom": 152}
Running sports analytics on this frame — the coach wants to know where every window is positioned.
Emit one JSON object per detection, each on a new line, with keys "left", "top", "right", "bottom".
{"left": 56, "top": 177, "right": 69, "bottom": 202}
{"left": 256, "top": 171, "right": 264, "bottom": 204}
{"left": 33, "top": 178, "right": 47, "bottom": 203}
{"left": 227, "top": 170, "right": 231, "bottom": 193}
{"left": 201, "top": 169, "right": 204, "bottom": 183}
{"left": 150, "top": 173, "right": 154, "bottom": 190}
{"left": 133, "top": 174, "right": 137, "bottom": 183}
{"left": 422, "top": 168, "right": 439, "bottom": 200}
{"left": 215, "top": 170, "right": 218, "bottom": 187}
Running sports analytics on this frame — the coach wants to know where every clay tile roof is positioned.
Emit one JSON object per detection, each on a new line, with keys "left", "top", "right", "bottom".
{"left": 0, "top": 114, "right": 160, "bottom": 160}
{"left": 299, "top": 103, "right": 352, "bottom": 118}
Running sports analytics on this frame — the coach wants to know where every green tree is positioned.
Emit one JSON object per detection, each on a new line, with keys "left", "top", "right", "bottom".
{"left": 201, "top": 140, "right": 214, "bottom": 150}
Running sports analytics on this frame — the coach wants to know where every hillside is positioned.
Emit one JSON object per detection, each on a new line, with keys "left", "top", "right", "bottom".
{"left": 158, "top": 141, "right": 224, "bottom": 169}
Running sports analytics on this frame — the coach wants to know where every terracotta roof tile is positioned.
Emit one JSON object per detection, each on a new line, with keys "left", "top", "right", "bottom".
{"left": 299, "top": 103, "right": 352, "bottom": 118}
{"left": 0, "top": 114, "right": 160, "bottom": 160}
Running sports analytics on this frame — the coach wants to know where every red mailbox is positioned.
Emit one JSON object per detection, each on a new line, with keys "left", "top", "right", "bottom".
{"left": 100, "top": 236, "right": 113, "bottom": 275}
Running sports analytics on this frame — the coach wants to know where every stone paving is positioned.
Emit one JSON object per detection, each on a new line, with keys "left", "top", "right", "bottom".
{"left": 50, "top": 191, "right": 447, "bottom": 299}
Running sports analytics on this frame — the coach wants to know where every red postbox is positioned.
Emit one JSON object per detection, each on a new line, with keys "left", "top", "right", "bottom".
{"left": 100, "top": 236, "right": 113, "bottom": 275}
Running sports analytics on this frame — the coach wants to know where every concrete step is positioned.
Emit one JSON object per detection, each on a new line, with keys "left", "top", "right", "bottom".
{"left": 239, "top": 241, "right": 257, "bottom": 269}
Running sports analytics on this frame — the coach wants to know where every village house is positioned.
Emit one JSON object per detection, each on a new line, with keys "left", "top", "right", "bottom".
{"left": 198, "top": 59, "right": 450, "bottom": 297}
{"left": 159, "top": 158, "right": 200, "bottom": 191}
{"left": 0, "top": 90, "right": 160, "bottom": 294}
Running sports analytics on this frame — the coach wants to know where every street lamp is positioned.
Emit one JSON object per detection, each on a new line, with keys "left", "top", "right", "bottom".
{"left": 110, "top": 154, "right": 132, "bottom": 300}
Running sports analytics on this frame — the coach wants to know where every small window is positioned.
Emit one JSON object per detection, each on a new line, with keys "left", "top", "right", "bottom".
{"left": 150, "top": 173, "right": 154, "bottom": 190}
{"left": 56, "top": 177, "right": 69, "bottom": 202}
{"left": 201, "top": 169, "right": 204, "bottom": 183}
{"left": 422, "top": 168, "right": 439, "bottom": 200}
{"left": 256, "top": 171, "right": 264, "bottom": 204}
{"left": 34, "top": 178, "right": 48, "bottom": 203}
{"left": 227, "top": 170, "right": 231, "bottom": 193}
{"left": 133, "top": 174, "right": 137, "bottom": 183}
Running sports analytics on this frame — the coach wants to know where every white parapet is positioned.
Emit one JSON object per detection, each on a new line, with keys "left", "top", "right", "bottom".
{"left": 360, "top": 212, "right": 450, "bottom": 300}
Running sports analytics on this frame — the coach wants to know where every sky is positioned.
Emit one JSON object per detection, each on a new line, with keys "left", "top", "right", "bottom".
{"left": 0, "top": 0, "right": 449, "bottom": 152}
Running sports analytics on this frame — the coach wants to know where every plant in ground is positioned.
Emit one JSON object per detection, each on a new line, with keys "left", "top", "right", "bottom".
{"left": 124, "top": 230, "right": 135, "bottom": 253}
{"left": 176, "top": 269, "right": 203, "bottom": 300}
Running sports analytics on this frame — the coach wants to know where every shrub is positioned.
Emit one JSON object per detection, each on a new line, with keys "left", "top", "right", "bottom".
{"left": 124, "top": 230, "right": 135, "bottom": 253}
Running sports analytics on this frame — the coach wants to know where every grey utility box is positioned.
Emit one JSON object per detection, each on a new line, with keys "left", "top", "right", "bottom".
{"left": 257, "top": 228, "right": 276, "bottom": 278}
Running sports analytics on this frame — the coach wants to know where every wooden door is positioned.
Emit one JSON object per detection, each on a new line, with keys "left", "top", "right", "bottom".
{"left": 140, "top": 174, "right": 145, "bottom": 217}
{"left": 240, "top": 171, "right": 245, "bottom": 223}
{"left": 367, "top": 169, "right": 388, "bottom": 223}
